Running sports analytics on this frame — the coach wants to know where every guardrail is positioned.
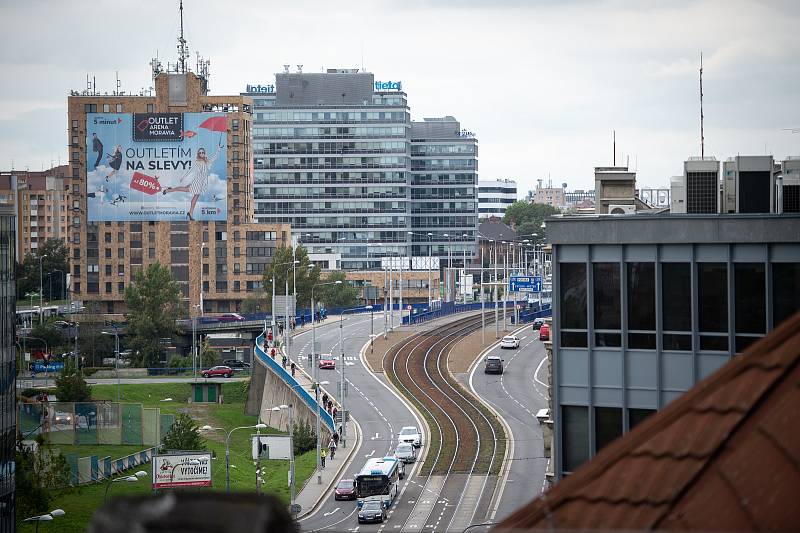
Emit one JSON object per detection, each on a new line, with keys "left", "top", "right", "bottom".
{"left": 254, "top": 333, "right": 335, "bottom": 433}
{"left": 405, "top": 300, "right": 552, "bottom": 325}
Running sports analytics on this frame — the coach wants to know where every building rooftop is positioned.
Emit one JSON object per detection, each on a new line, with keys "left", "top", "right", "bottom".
{"left": 496, "top": 310, "right": 800, "bottom": 531}
{"left": 478, "top": 218, "right": 516, "bottom": 241}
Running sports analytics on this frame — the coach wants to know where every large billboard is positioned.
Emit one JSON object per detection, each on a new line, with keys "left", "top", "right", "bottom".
{"left": 152, "top": 452, "right": 212, "bottom": 489}
{"left": 86, "top": 112, "right": 227, "bottom": 221}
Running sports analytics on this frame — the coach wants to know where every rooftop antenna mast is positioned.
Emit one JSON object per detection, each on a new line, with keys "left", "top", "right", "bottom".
{"left": 613, "top": 130, "right": 616, "bottom": 166}
{"left": 700, "top": 52, "right": 705, "bottom": 158}
{"left": 177, "top": 0, "right": 189, "bottom": 73}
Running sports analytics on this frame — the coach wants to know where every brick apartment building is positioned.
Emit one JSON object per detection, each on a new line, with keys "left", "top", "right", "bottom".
{"left": 67, "top": 70, "right": 289, "bottom": 317}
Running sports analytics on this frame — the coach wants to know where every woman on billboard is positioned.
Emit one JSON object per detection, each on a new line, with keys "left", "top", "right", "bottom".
{"left": 162, "top": 143, "right": 222, "bottom": 220}
{"left": 105, "top": 145, "right": 123, "bottom": 182}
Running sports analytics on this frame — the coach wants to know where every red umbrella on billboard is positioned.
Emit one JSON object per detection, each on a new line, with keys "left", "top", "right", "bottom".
{"left": 199, "top": 115, "right": 226, "bottom": 140}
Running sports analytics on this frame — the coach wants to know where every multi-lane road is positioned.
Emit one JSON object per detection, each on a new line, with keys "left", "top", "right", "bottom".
{"left": 289, "top": 313, "right": 549, "bottom": 532}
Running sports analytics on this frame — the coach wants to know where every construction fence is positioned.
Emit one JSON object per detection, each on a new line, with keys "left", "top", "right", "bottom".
{"left": 18, "top": 401, "right": 174, "bottom": 447}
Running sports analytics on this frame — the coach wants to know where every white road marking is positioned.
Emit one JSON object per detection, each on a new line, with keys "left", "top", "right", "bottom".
{"left": 534, "top": 355, "right": 549, "bottom": 389}
{"left": 323, "top": 507, "right": 340, "bottom": 517}
{"left": 365, "top": 450, "right": 375, "bottom": 458}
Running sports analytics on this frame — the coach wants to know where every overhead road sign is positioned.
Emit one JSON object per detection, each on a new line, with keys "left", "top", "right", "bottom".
{"left": 508, "top": 275, "right": 542, "bottom": 293}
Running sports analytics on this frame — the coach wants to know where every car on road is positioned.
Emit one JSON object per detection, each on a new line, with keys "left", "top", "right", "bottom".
{"left": 357, "top": 497, "right": 387, "bottom": 524}
{"left": 319, "top": 354, "right": 336, "bottom": 370}
{"left": 201, "top": 365, "right": 234, "bottom": 378}
{"left": 539, "top": 323, "right": 550, "bottom": 341}
{"left": 398, "top": 426, "right": 422, "bottom": 448}
{"left": 532, "top": 317, "right": 546, "bottom": 330}
{"left": 217, "top": 313, "right": 245, "bottom": 322}
{"left": 484, "top": 355, "right": 504, "bottom": 374}
{"left": 500, "top": 335, "right": 520, "bottom": 349}
{"left": 54, "top": 411, "right": 72, "bottom": 425}
{"left": 223, "top": 359, "right": 251, "bottom": 372}
{"left": 394, "top": 443, "right": 416, "bottom": 464}
{"left": 334, "top": 478, "right": 356, "bottom": 500}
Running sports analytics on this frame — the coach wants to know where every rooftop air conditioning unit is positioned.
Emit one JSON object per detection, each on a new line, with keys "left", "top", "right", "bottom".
{"left": 608, "top": 204, "right": 636, "bottom": 215}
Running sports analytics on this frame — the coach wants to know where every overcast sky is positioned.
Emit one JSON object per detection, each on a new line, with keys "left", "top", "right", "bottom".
{"left": 2, "top": 0, "right": 799, "bottom": 194}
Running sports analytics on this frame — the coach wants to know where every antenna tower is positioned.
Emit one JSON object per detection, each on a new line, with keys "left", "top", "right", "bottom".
{"left": 177, "top": 0, "right": 190, "bottom": 73}
{"left": 613, "top": 130, "right": 616, "bottom": 166}
{"left": 700, "top": 52, "right": 705, "bottom": 158}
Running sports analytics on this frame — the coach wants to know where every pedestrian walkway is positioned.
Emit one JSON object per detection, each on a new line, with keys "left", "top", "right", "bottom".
{"left": 294, "top": 415, "right": 359, "bottom": 518}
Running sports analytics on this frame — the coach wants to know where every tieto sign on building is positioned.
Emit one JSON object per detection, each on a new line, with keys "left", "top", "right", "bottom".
{"left": 509, "top": 275, "right": 542, "bottom": 293}
{"left": 152, "top": 453, "right": 212, "bottom": 489}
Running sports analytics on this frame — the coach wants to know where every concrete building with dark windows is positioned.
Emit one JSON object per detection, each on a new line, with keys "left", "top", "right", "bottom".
{"left": 410, "top": 117, "right": 478, "bottom": 278}
{"left": 478, "top": 178, "right": 516, "bottom": 219}
{"left": 547, "top": 213, "right": 800, "bottom": 479}
{"left": 0, "top": 205, "right": 14, "bottom": 531}
{"left": 249, "top": 70, "right": 478, "bottom": 275}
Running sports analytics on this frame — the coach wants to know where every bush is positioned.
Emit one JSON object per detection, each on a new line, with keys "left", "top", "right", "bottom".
{"left": 15, "top": 435, "right": 72, "bottom": 520}
{"left": 169, "top": 355, "right": 191, "bottom": 369}
{"left": 292, "top": 419, "right": 316, "bottom": 455}
{"left": 80, "top": 366, "right": 112, "bottom": 377}
{"left": 162, "top": 413, "right": 206, "bottom": 452}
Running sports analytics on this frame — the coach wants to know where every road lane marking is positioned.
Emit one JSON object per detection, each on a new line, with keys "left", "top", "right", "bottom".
{"left": 324, "top": 507, "right": 340, "bottom": 517}
{"left": 365, "top": 450, "right": 375, "bottom": 458}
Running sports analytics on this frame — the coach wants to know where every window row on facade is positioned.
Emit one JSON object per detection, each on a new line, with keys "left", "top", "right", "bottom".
{"left": 256, "top": 171, "right": 408, "bottom": 184}
{"left": 560, "top": 261, "right": 800, "bottom": 353}
{"left": 256, "top": 110, "right": 408, "bottom": 123}
{"left": 253, "top": 126, "right": 407, "bottom": 138}
{"left": 254, "top": 140, "right": 407, "bottom": 154}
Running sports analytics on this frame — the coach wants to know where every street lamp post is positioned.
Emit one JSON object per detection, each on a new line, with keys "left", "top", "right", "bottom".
{"left": 338, "top": 305, "right": 371, "bottom": 448}
{"left": 104, "top": 470, "right": 147, "bottom": 502}
{"left": 462, "top": 233, "right": 469, "bottom": 303}
{"left": 224, "top": 423, "right": 267, "bottom": 493}
{"left": 311, "top": 280, "right": 341, "bottom": 483}
{"left": 270, "top": 403, "right": 296, "bottom": 513}
{"left": 101, "top": 326, "right": 121, "bottom": 403}
{"left": 492, "top": 239, "right": 499, "bottom": 339}
{"left": 198, "top": 243, "right": 206, "bottom": 316}
{"left": 23, "top": 509, "right": 65, "bottom": 533}
{"left": 38, "top": 253, "right": 48, "bottom": 323}
{"left": 443, "top": 233, "right": 451, "bottom": 303}
{"left": 427, "top": 232, "right": 433, "bottom": 307}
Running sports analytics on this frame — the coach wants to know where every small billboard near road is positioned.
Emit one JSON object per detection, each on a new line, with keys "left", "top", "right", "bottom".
{"left": 252, "top": 434, "right": 292, "bottom": 460}
{"left": 152, "top": 452, "right": 212, "bottom": 489}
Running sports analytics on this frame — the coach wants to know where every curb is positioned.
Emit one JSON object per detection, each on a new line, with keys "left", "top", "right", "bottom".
{"left": 296, "top": 415, "right": 363, "bottom": 520}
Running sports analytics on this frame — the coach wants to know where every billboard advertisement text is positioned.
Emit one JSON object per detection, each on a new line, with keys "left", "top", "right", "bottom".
{"left": 86, "top": 113, "right": 227, "bottom": 222}
{"left": 152, "top": 452, "right": 212, "bottom": 489}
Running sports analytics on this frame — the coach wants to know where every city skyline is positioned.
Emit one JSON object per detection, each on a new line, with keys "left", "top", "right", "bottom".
{"left": 1, "top": 0, "right": 799, "bottom": 193}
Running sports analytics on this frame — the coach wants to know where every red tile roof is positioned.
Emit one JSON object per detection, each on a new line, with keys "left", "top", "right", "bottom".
{"left": 496, "top": 312, "right": 800, "bottom": 531}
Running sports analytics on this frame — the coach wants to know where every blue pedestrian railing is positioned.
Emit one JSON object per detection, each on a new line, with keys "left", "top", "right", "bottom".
{"left": 254, "top": 333, "right": 335, "bottom": 433}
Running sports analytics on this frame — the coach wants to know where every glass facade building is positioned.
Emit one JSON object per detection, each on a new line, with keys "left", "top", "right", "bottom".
{"left": 548, "top": 214, "right": 800, "bottom": 479}
{"left": 0, "top": 205, "right": 14, "bottom": 531}
{"left": 249, "top": 71, "right": 477, "bottom": 271}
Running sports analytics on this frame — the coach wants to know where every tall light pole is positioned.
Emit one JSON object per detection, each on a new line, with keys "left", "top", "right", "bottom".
{"left": 47, "top": 270, "right": 64, "bottom": 302}
{"left": 493, "top": 239, "right": 499, "bottom": 339}
{"left": 270, "top": 403, "right": 296, "bottom": 511}
{"left": 101, "top": 326, "right": 121, "bottom": 403}
{"left": 271, "top": 260, "right": 298, "bottom": 347}
{"left": 312, "top": 280, "right": 341, "bottom": 484}
{"left": 462, "top": 233, "right": 468, "bottom": 303}
{"left": 339, "top": 305, "right": 369, "bottom": 447}
{"left": 198, "top": 242, "right": 206, "bottom": 316}
{"left": 223, "top": 423, "right": 267, "bottom": 493}
{"left": 38, "top": 253, "right": 47, "bottom": 323}
{"left": 427, "top": 232, "right": 433, "bottom": 307}
{"left": 480, "top": 243, "right": 485, "bottom": 344}
{"left": 443, "top": 233, "right": 450, "bottom": 303}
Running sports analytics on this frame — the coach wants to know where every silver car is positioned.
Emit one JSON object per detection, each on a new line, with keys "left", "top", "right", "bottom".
{"left": 394, "top": 443, "right": 416, "bottom": 464}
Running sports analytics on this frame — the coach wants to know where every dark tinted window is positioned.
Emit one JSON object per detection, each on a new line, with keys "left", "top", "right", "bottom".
{"left": 773, "top": 263, "right": 800, "bottom": 327}
{"left": 593, "top": 263, "right": 620, "bottom": 330}
{"left": 627, "top": 263, "right": 655, "bottom": 330}
{"left": 628, "top": 408, "right": 656, "bottom": 430}
{"left": 595, "top": 407, "right": 622, "bottom": 453}
{"left": 562, "top": 406, "right": 589, "bottom": 473}
{"left": 734, "top": 263, "right": 765, "bottom": 334}
{"left": 560, "top": 263, "right": 587, "bottom": 329}
{"left": 662, "top": 263, "right": 691, "bottom": 331}
{"left": 698, "top": 263, "right": 728, "bottom": 332}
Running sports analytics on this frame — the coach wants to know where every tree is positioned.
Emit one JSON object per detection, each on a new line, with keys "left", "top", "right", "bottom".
{"left": 200, "top": 338, "right": 220, "bottom": 368}
{"left": 15, "top": 435, "right": 72, "bottom": 520}
{"left": 262, "top": 246, "right": 322, "bottom": 311}
{"left": 54, "top": 358, "right": 91, "bottom": 402}
{"left": 77, "top": 327, "right": 115, "bottom": 367}
{"left": 17, "top": 238, "right": 70, "bottom": 301}
{"left": 320, "top": 271, "right": 359, "bottom": 308}
{"left": 29, "top": 319, "right": 66, "bottom": 355}
{"left": 503, "top": 201, "right": 559, "bottom": 242}
{"left": 124, "top": 262, "right": 182, "bottom": 368}
{"left": 292, "top": 419, "right": 317, "bottom": 455}
{"left": 162, "top": 413, "right": 206, "bottom": 451}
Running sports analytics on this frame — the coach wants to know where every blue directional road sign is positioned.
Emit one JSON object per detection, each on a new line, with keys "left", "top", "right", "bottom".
{"left": 508, "top": 275, "right": 542, "bottom": 293}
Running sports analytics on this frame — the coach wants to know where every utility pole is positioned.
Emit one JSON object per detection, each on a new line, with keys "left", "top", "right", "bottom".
{"left": 493, "top": 240, "right": 499, "bottom": 339}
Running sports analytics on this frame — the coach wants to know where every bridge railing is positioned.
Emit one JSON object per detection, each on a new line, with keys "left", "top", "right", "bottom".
{"left": 405, "top": 300, "right": 552, "bottom": 325}
{"left": 254, "top": 333, "right": 335, "bottom": 433}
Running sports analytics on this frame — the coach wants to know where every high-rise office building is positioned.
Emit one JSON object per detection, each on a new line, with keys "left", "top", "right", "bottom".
{"left": 478, "top": 178, "right": 516, "bottom": 219}
{"left": 249, "top": 70, "right": 477, "bottom": 272}
{"left": 0, "top": 205, "right": 14, "bottom": 531}
{"left": 67, "top": 68, "right": 289, "bottom": 316}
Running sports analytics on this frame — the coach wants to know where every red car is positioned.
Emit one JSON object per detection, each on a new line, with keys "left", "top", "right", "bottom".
{"left": 201, "top": 365, "right": 234, "bottom": 378}
{"left": 218, "top": 313, "right": 245, "bottom": 322}
{"left": 334, "top": 479, "right": 356, "bottom": 500}
{"left": 539, "top": 323, "right": 550, "bottom": 341}
{"left": 319, "top": 354, "right": 336, "bottom": 370}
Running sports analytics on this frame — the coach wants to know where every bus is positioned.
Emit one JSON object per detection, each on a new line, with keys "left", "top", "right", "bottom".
{"left": 354, "top": 456, "right": 403, "bottom": 509}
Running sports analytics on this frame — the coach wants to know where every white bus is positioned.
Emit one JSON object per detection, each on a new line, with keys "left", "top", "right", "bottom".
{"left": 354, "top": 456, "right": 403, "bottom": 509}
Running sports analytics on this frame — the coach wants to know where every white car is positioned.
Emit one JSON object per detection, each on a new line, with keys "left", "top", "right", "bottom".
{"left": 394, "top": 443, "right": 417, "bottom": 463}
{"left": 500, "top": 335, "right": 520, "bottom": 349}
{"left": 398, "top": 426, "right": 423, "bottom": 448}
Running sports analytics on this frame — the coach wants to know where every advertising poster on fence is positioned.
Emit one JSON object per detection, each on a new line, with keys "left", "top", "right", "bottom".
{"left": 86, "top": 112, "right": 227, "bottom": 222}
{"left": 152, "top": 452, "right": 212, "bottom": 489}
